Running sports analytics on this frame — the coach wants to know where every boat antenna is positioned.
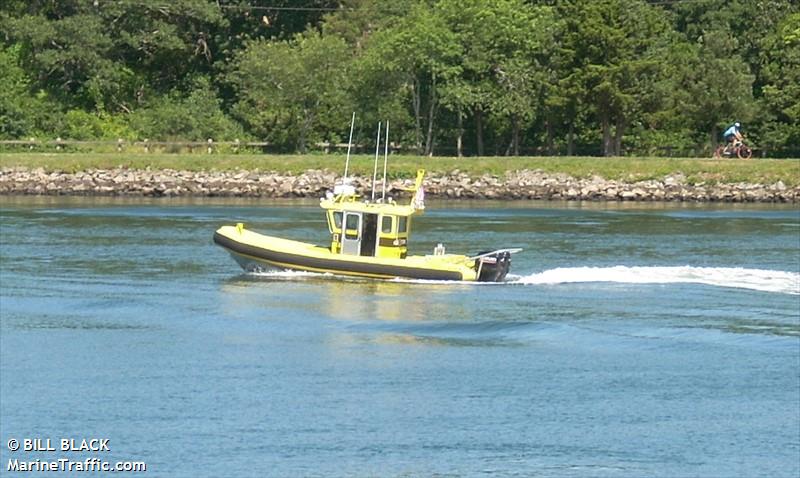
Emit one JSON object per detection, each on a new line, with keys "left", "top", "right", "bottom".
{"left": 381, "top": 120, "right": 389, "bottom": 201}
{"left": 371, "top": 121, "right": 381, "bottom": 201}
{"left": 343, "top": 112, "right": 355, "bottom": 181}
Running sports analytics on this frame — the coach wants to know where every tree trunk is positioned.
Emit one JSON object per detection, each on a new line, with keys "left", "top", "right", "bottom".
{"left": 601, "top": 112, "right": 612, "bottom": 156}
{"left": 475, "top": 108, "right": 484, "bottom": 156}
{"left": 710, "top": 124, "right": 718, "bottom": 151}
{"left": 567, "top": 121, "right": 574, "bottom": 156}
{"left": 298, "top": 109, "right": 309, "bottom": 154}
{"left": 614, "top": 116, "right": 625, "bottom": 156}
{"left": 456, "top": 109, "right": 463, "bottom": 158}
{"left": 546, "top": 117, "right": 555, "bottom": 156}
{"left": 511, "top": 114, "right": 520, "bottom": 156}
{"left": 424, "top": 73, "right": 437, "bottom": 157}
{"left": 412, "top": 76, "right": 423, "bottom": 155}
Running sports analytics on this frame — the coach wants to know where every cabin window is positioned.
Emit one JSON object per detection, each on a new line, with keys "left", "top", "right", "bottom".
{"left": 333, "top": 211, "right": 343, "bottom": 229}
{"left": 398, "top": 216, "right": 408, "bottom": 233}
{"left": 381, "top": 215, "right": 393, "bottom": 233}
{"left": 345, "top": 213, "right": 359, "bottom": 230}
{"left": 345, "top": 213, "right": 359, "bottom": 239}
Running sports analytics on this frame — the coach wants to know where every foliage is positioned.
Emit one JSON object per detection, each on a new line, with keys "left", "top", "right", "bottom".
{"left": 757, "top": 12, "right": 800, "bottom": 155}
{"left": 0, "top": 44, "right": 61, "bottom": 139}
{"left": 129, "top": 78, "right": 244, "bottom": 141}
{"left": 1, "top": 0, "right": 798, "bottom": 157}
{"left": 62, "top": 110, "right": 135, "bottom": 141}
{"left": 228, "top": 31, "right": 353, "bottom": 152}
{"left": 1, "top": 0, "right": 225, "bottom": 112}
{"left": 0, "top": 43, "right": 35, "bottom": 138}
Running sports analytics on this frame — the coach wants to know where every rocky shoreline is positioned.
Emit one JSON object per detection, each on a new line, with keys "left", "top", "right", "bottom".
{"left": 1, "top": 167, "right": 797, "bottom": 202}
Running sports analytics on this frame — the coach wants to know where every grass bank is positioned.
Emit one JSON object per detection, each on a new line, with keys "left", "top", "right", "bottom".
{"left": 2, "top": 152, "right": 798, "bottom": 187}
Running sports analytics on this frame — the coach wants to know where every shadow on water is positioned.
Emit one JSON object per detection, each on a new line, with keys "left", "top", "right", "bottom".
{"left": 687, "top": 320, "right": 800, "bottom": 338}
{"left": 219, "top": 272, "right": 547, "bottom": 347}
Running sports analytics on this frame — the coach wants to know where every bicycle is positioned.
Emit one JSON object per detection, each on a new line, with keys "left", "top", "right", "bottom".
{"left": 713, "top": 139, "right": 753, "bottom": 159}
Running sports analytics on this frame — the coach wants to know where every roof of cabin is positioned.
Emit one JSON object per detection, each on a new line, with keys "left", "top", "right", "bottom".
{"left": 320, "top": 168, "right": 426, "bottom": 217}
{"left": 319, "top": 197, "right": 419, "bottom": 217}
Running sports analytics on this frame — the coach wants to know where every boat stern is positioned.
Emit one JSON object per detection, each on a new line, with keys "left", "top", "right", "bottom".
{"left": 473, "top": 250, "right": 517, "bottom": 282}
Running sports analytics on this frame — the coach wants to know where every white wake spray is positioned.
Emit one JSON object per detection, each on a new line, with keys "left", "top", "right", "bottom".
{"left": 511, "top": 266, "right": 800, "bottom": 295}
{"left": 249, "top": 269, "right": 330, "bottom": 279}
{"left": 245, "top": 265, "right": 800, "bottom": 294}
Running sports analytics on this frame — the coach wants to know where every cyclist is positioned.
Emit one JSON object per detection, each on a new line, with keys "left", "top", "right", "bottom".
{"left": 722, "top": 122, "right": 743, "bottom": 153}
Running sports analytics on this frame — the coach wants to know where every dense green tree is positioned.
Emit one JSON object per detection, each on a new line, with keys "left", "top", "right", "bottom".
{"left": 437, "top": 0, "right": 530, "bottom": 156}
{"left": 0, "top": 44, "right": 37, "bottom": 138}
{"left": 667, "top": 0, "right": 792, "bottom": 150}
{"left": 1, "top": 0, "right": 225, "bottom": 112}
{"left": 129, "top": 77, "right": 243, "bottom": 142}
{"left": 211, "top": 0, "right": 341, "bottom": 100}
{"left": 683, "top": 29, "right": 755, "bottom": 148}
{"left": 544, "top": 1, "right": 588, "bottom": 156}
{"left": 437, "top": 0, "right": 556, "bottom": 156}
{"left": 229, "top": 31, "right": 353, "bottom": 151}
{"left": 0, "top": 43, "right": 61, "bottom": 139}
{"left": 227, "top": 0, "right": 339, "bottom": 40}
{"left": 560, "top": 0, "right": 676, "bottom": 156}
{"left": 357, "top": 2, "right": 461, "bottom": 155}
{"left": 322, "top": 0, "right": 412, "bottom": 47}
{"left": 1, "top": 0, "right": 798, "bottom": 156}
{"left": 60, "top": 109, "right": 135, "bottom": 141}
{"left": 758, "top": 13, "right": 800, "bottom": 155}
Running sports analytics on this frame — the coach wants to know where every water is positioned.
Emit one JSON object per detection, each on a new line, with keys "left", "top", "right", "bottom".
{"left": 1, "top": 197, "right": 798, "bottom": 477}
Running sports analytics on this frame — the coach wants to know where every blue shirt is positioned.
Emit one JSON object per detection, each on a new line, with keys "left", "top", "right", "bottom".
{"left": 723, "top": 125, "right": 739, "bottom": 137}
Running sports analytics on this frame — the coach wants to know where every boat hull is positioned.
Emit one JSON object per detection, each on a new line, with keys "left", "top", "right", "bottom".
{"left": 213, "top": 226, "right": 480, "bottom": 281}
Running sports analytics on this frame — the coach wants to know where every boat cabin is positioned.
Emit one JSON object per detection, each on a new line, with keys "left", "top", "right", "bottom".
{"left": 320, "top": 169, "right": 425, "bottom": 260}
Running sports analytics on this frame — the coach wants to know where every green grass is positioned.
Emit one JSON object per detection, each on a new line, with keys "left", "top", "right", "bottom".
{"left": 1, "top": 152, "right": 798, "bottom": 186}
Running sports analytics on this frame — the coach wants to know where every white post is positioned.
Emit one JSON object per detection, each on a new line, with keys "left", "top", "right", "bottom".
{"left": 343, "top": 112, "right": 355, "bottom": 180}
{"left": 207, "top": 138, "right": 213, "bottom": 154}
{"left": 371, "top": 122, "right": 381, "bottom": 201}
{"left": 382, "top": 121, "right": 390, "bottom": 201}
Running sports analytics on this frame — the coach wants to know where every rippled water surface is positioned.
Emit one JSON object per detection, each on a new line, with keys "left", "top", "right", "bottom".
{"left": 1, "top": 197, "right": 799, "bottom": 477}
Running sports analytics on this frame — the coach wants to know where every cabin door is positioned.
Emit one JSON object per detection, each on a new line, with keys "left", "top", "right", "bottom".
{"left": 341, "top": 212, "right": 362, "bottom": 255}
{"left": 360, "top": 213, "right": 378, "bottom": 257}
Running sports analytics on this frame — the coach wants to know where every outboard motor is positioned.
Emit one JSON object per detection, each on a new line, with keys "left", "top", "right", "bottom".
{"left": 475, "top": 251, "right": 512, "bottom": 282}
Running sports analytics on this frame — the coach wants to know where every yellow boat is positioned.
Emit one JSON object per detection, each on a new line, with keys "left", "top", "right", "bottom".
{"left": 215, "top": 116, "right": 520, "bottom": 281}
{"left": 213, "top": 169, "right": 519, "bottom": 282}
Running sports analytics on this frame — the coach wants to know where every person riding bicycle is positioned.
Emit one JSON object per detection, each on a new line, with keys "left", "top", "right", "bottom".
{"left": 722, "top": 122, "right": 743, "bottom": 153}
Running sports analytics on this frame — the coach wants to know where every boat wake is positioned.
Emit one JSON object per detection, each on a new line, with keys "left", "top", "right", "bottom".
{"left": 509, "top": 266, "right": 800, "bottom": 295}
{"left": 247, "top": 270, "right": 332, "bottom": 280}
{"left": 244, "top": 265, "right": 800, "bottom": 295}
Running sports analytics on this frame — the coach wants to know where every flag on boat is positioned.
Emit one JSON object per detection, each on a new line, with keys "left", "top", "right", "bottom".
{"left": 413, "top": 186, "right": 425, "bottom": 210}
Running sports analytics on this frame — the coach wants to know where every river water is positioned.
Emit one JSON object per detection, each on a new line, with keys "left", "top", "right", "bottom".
{"left": 1, "top": 197, "right": 798, "bottom": 477}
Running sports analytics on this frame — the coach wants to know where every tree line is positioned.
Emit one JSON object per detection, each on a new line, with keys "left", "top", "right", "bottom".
{"left": 1, "top": 0, "right": 798, "bottom": 157}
